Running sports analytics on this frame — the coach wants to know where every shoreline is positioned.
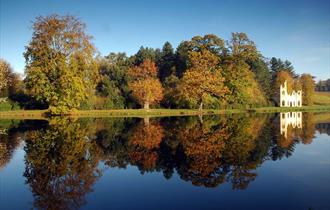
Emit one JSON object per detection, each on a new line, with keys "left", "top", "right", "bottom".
{"left": 0, "top": 105, "right": 329, "bottom": 119}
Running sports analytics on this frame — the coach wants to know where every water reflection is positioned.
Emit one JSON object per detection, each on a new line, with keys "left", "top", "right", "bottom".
{"left": 23, "top": 118, "right": 102, "bottom": 210}
{"left": 0, "top": 112, "right": 329, "bottom": 209}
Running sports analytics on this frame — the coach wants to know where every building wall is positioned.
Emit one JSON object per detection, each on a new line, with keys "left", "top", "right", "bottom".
{"left": 280, "top": 81, "right": 302, "bottom": 107}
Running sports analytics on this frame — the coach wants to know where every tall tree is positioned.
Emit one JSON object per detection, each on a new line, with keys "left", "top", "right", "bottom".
{"left": 158, "top": 42, "right": 176, "bottom": 82}
{"left": 270, "top": 57, "right": 296, "bottom": 78}
{"left": 0, "top": 59, "right": 12, "bottom": 94}
{"left": 177, "top": 50, "right": 229, "bottom": 110}
{"left": 133, "top": 46, "right": 160, "bottom": 65}
{"left": 24, "top": 15, "right": 98, "bottom": 114}
{"left": 175, "top": 34, "right": 225, "bottom": 78}
{"left": 190, "top": 34, "right": 226, "bottom": 56}
{"left": 300, "top": 74, "right": 315, "bottom": 106}
{"left": 128, "top": 59, "right": 163, "bottom": 109}
{"left": 229, "top": 32, "right": 258, "bottom": 61}
{"left": 175, "top": 41, "right": 191, "bottom": 78}
{"left": 222, "top": 32, "right": 268, "bottom": 106}
{"left": 247, "top": 57, "right": 272, "bottom": 99}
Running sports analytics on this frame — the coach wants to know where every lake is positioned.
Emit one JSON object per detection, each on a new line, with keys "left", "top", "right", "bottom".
{"left": 0, "top": 112, "right": 329, "bottom": 210}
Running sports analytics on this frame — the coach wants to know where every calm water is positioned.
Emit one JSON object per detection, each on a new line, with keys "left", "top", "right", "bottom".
{"left": 0, "top": 112, "right": 329, "bottom": 210}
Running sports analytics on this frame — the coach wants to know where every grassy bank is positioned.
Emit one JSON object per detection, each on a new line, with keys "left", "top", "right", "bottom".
{"left": 314, "top": 91, "right": 330, "bottom": 105}
{"left": 0, "top": 105, "right": 329, "bottom": 119}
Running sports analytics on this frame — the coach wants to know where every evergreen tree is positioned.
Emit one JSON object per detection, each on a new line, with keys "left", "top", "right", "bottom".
{"left": 158, "top": 42, "right": 176, "bottom": 82}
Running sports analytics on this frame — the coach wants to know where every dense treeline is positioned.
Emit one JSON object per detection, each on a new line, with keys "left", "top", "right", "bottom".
{"left": 0, "top": 15, "right": 320, "bottom": 114}
{"left": 316, "top": 79, "right": 330, "bottom": 91}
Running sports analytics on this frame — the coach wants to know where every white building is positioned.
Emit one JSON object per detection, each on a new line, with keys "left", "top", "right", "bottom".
{"left": 280, "top": 81, "right": 302, "bottom": 107}
{"left": 280, "top": 112, "right": 302, "bottom": 139}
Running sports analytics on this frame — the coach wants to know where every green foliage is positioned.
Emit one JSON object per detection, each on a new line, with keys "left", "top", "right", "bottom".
{"left": 270, "top": 57, "right": 296, "bottom": 78}
{"left": 175, "top": 41, "right": 191, "bottom": 78}
{"left": 0, "top": 100, "right": 20, "bottom": 111}
{"left": 247, "top": 57, "right": 272, "bottom": 99}
{"left": 222, "top": 58, "right": 268, "bottom": 106}
{"left": 132, "top": 46, "right": 161, "bottom": 65}
{"left": 158, "top": 42, "right": 176, "bottom": 82}
{"left": 24, "top": 15, "right": 98, "bottom": 115}
{"left": 97, "top": 52, "right": 134, "bottom": 108}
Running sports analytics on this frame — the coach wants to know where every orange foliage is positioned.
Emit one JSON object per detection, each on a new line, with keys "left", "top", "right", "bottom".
{"left": 128, "top": 78, "right": 163, "bottom": 108}
{"left": 128, "top": 59, "right": 157, "bottom": 79}
{"left": 128, "top": 59, "right": 164, "bottom": 108}
{"left": 178, "top": 50, "right": 229, "bottom": 107}
{"left": 128, "top": 120, "right": 164, "bottom": 170}
{"left": 275, "top": 71, "right": 294, "bottom": 93}
{"left": 176, "top": 121, "right": 228, "bottom": 177}
{"left": 129, "top": 120, "right": 164, "bottom": 150}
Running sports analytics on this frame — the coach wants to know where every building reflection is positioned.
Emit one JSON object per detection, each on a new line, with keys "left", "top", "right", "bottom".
{"left": 280, "top": 112, "right": 302, "bottom": 139}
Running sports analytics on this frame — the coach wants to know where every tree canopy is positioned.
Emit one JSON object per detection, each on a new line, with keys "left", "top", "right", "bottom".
{"left": 177, "top": 50, "right": 229, "bottom": 110}
{"left": 0, "top": 14, "right": 318, "bottom": 112}
{"left": 24, "top": 15, "right": 98, "bottom": 114}
{"left": 0, "top": 59, "right": 11, "bottom": 92}
{"left": 128, "top": 59, "right": 164, "bottom": 109}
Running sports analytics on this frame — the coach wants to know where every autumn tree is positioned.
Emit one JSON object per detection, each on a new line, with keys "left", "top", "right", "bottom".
{"left": 229, "top": 32, "right": 258, "bottom": 61}
{"left": 24, "top": 15, "right": 98, "bottom": 114}
{"left": 300, "top": 74, "right": 315, "bottom": 105}
{"left": 222, "top": 33, "right": 268, "bottom": 107}
{"left": 175, "top": 34, "right": 226, "bottom": 78}
{"left": 128, "top": 59, "right": 163, "bottom": 109}
{"left": 0, "top": 59, "right": 12, "bottom": 94}
{"left": 271, "top": 70, "right": 294, "bottom": 105}
{"left": 177, "top": 50, "right": 229, "bottom": 110}
{"left": 221, "top": 57, "right": 268, "bottom": 106}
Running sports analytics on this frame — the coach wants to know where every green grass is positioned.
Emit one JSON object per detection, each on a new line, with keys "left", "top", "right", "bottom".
{"left": 0, "top": 105, "right": 329, "bottom": 119}
{"left": 0, "top": 110, "right": 46, "bottom": 119}
{"left": 0, "top": 101, "right": 20, "bottom": 111}
{"left": 314, "top": 91, "right": 330, "bottom": 105}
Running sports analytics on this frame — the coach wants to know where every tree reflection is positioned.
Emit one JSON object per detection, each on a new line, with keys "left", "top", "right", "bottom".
{"left": 127, "top": 118, "right": 164, "bottom": 171}
{"left": 97, "top": 115, "right": 271, "bottom": 189}
{"left": 1, "top": 110, "right": 327, "bottom": 208}
{"left": 0, "top": 120, "right": 22, "bottom": 170}
{"left": 23, "top": 118, "right": 102, "bottom": 210}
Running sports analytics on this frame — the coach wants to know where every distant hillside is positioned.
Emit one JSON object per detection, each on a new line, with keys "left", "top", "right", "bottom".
{"left": 314, "top": 91, "right": 330, "bottom": 105}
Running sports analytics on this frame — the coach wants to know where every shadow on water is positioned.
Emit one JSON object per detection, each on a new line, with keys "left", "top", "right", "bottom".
{"left": 0, "top": 112, "right": 329, "bottom": 209}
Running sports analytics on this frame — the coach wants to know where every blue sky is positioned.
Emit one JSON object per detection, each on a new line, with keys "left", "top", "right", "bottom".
{"left": 0, "top": 0, "right": 329, "bottom": 80}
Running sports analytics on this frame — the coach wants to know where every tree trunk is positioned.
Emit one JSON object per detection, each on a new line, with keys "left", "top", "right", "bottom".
{"left": 144, "top": 101, "right": 150, "bottom": 109}
{"left": 198, "top": 114, "right": 203, "bottom": 124}
{"left": 144, "top": 117, "right": 150, "bottom": 126}
{"left": 199, "top": 101, "right": 203, "bottom": 111}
